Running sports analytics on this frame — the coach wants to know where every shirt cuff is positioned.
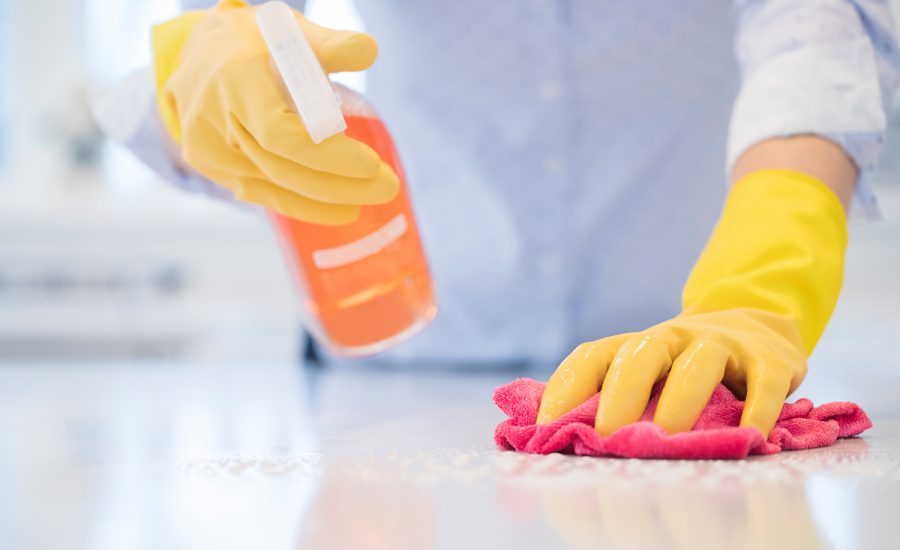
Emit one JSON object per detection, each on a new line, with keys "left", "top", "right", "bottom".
{"left": 89, "top": 67, "right": 256, "bottom": 209}
{"left": 727, "top": 36, "right": 887, "bottom": 222}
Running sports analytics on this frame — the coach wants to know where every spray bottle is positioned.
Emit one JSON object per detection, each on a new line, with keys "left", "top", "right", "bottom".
{"left": 256, "top": 1, "right": 436, "bottom": 357}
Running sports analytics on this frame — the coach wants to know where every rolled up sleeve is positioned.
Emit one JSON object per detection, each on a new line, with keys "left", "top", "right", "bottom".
{"left": 728, "top": 0, "right": 900, "bottom": 220}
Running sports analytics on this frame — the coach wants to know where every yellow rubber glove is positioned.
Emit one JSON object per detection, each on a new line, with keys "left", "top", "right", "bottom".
{"left": 151, "top": 0, "right": 399, "bottom": 224}
{"left": 537, "top": 169, "right": 847, "bottom": 437}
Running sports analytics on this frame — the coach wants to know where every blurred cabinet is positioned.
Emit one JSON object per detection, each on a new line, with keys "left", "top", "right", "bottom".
{"left": 0, "top": 0, "right": 302, "bottom": 364}
{"left": 0, "top": 182, "right": 300, "bottom": 363}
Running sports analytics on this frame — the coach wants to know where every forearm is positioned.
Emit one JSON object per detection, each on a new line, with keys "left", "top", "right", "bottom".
{"left": 732, "top": 135, "right": 857, "bottom": 213}
{"left": 728, "top": 0, "right": 900, "bottom": 221}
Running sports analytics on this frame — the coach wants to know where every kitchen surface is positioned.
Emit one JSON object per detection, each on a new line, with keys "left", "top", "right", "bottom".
{"left": 1, "top": 362, "right": 899, "bottom": 550}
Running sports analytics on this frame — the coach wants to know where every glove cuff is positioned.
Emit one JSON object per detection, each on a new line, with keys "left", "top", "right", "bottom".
{"left": 682, "top": 168, "right": 848, "bottom": 355}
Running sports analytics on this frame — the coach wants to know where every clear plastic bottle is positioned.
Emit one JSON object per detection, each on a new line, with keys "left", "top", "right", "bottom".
{"left": 270, "top": 85, "right": 437, "bottom": 357}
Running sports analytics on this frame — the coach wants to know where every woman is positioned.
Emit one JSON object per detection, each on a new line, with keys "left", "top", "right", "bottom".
{"left": 98, "top": 0, "right": 900, "bottom": 438}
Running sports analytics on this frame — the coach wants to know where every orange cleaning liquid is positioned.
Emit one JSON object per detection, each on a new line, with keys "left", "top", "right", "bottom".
{"left": 271, "top": 115, "right": 436, "bottom": 355}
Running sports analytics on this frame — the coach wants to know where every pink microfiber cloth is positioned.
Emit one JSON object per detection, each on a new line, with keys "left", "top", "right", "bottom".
{"left": 494, "top": 378, "right": 871, "bottom": 459}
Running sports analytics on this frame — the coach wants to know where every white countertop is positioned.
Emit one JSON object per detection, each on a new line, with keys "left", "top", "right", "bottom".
{"left": 1, "top": 361, "right": 898, "bottom": 550}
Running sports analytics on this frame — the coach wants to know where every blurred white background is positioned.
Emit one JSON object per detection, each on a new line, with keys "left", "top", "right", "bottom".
{"left": 0, "top": 0, "right": 898, "bottom": 379}
{"left": 0, "top": 0, "right": 365, "bottom": 364}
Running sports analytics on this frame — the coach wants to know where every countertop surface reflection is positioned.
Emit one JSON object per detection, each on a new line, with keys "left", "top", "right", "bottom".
{"left": 0, "top": 361, "right": 898, "bottom": 550}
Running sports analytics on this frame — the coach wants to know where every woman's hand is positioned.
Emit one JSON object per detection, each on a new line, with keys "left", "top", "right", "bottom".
{"left": 152, "top": 0, "right": 398, "bottom": 224}
{"left": 537, "top": 308, "right": 806, "bottom": 438}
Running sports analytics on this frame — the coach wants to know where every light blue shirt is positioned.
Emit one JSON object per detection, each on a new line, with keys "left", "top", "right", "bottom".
{"left": 97, "top": 0, "right": 900, "bottom": 366}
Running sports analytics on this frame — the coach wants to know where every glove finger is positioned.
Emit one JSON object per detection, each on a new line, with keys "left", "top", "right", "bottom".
{"left": 233, "top": 177, "right": 360, "bottom": 225}
{"left": 740, "top": 361, "right": 792, "bottom": 438}
{"left": 230, "top": 117, "right": 400, "bottom": 205}
{"left": 595, "top": 334, "right": 673, "bottom": 437}
{"left": 180, "top": 118, "right": 380, "bottom": 220}
{"left": 229, "top": 59, "right": 381, "bottom": 179}
{"left": 653, "top": 339, "right": 729, "bottom": 434}
{"left": 536, "top": 334, "right": 632, "bottom": 424}
{"left": 294, "top": 14, "right": 378, "bottom": 73}
{"left": 254, "top": 111, "right": 381, "bottom": 179}
{"left": 180, "top": 119, "right": 269, "bottom": 183}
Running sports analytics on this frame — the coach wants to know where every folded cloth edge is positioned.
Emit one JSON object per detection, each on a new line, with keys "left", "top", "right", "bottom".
{"left": 494, "top": 378, "right": 871, "bottom": 460}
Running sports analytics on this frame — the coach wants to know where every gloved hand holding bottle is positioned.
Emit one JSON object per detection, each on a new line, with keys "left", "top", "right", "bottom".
{"left": 537, "top": 138, "right": 853, "bottom": 438}
{"left": 151, "top": 0, "right": 399, "bottom": 225}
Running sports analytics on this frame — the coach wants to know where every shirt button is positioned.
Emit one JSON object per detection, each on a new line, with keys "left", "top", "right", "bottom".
{"left": 539, "top": 80, "right": 562, "bottom": 101}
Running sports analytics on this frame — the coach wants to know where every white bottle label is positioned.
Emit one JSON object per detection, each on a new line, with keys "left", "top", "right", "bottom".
{"left": 312, "top": 214, "right": 409, "bottom": 269}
